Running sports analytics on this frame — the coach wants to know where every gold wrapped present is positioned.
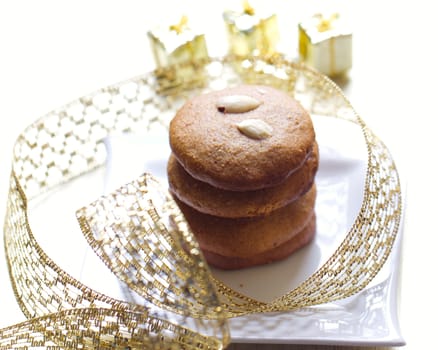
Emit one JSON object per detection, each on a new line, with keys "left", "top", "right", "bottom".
{"left": 298, "top": 13, "right": 352, "bottom": 77}
{"left": 147, "top": 15, "right": 209, "bottom": 68}
{"left": 223, "top": 1, "right": 279, "bottom": 57}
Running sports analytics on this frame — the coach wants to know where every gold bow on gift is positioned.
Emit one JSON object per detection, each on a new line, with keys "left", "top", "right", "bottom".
{"left": 315, "top": 13, "right": 340, "bottom": 32}
{"left": 169, "top": 15, "right": 189, "bottom": 34}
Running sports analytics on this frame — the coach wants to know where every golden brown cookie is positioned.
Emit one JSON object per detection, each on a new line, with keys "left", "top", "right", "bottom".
{"left": 174, "top": 185, "right": 317, "bottom": 258}
{"left": 169, "top": 85, "right": 315, "bottom": 191}
{"left": 202, "top": 214, "right": 316, "bottom": 270}
{"left": 167, "top": 143, "right": 319, "bottom": 218}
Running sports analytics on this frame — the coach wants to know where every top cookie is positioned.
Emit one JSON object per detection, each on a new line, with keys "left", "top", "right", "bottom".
{"left": 169, "top": 85, "right": 315, "bottom": 191}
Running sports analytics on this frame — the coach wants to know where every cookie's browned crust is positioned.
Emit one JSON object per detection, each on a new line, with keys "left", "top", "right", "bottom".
{"left": 174, "top": 185, "right": 316, "bottom": 258}
{"left": 202, "top": 214, "right": 316, "bottom": 270}
{"left": 169, "top": 85, "right": 315, "bottom": 191}
{"left": 168, "top": 143, "right": 319, "bottom": 218}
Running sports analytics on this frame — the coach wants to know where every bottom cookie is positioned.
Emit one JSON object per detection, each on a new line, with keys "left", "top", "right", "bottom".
{"left": 173, "top": 185, "right": 316, "bottom": 258}
{"left": 202, "top": 214, "right": 316, "bottom": 270}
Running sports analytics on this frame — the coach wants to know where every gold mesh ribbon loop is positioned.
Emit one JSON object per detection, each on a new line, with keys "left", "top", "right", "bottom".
{"left": 76, "top": 174, "right": 225, "bottom": 319}
{"left": 2, "top": 56, "right": 402, "bottom": 348}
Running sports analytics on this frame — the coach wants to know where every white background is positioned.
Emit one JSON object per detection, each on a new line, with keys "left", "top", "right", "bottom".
{"left": 0, "top": 1, "right": 437, "bottom": 348}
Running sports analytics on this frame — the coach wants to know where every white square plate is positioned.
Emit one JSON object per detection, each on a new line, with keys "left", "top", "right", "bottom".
{"left": 25, "top": 114, "right": 404, "bottom": 346}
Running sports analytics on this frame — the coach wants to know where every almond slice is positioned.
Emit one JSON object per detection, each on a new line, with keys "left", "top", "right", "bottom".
{"left": 216, "top": 95, "right": 262, "bottom": 113}
{"left": 236, "top": 119, "right": 273, "bottom": 140}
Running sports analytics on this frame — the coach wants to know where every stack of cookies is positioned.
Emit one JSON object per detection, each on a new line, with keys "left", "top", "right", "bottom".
{"left": 167, "top": 85, "right": 318, "bottom": 269}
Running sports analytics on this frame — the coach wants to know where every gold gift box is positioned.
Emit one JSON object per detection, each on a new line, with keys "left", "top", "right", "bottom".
{"left": 299, "top": 13, "right": 352, "bottom": 77}
{"left": 147, "top": 16, "right": 209, "bottom": 68}
{"left": 223, "top": 1, "right": 279, "bottom": 57}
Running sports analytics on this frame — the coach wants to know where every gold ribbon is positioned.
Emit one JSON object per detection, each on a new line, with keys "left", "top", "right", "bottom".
{"left": 1, "top": 55, "right": 402, "bottom": 348}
